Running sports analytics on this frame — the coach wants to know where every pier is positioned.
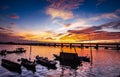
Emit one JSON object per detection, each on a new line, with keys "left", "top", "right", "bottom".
{"left": 0, "top": 42, "right": 120, "bottom": 50}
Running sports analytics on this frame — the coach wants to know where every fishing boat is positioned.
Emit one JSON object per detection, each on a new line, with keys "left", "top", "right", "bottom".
{"left": 19, "top": 42, "right": 36, "bottom": 72}
{"left": 7, "top": 48, "right": 26, "bottom": 54}
{"left": 0, "top": 50, "right": 7, "bottom": 55}
{"left": 20, "top": 58, "right": 36, "bottom": 72}
{"left": 1, "top": 59, "right": 21, "bottom": 73}
{"left": 54, "top": 47, "right": 90, "bottom": 62}
{"left": 53, "top": 52, "right": 80, "bottom": 62}
{"left": 35, "top": 55, "right": 57, "bottom": 69}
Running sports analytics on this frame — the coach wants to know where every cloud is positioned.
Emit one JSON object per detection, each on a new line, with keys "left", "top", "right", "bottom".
{"left": 64, "top": 23, "right": 71, "bottom": 27}
{"left": 46, "top": 0, "right": 84, "bottom": 20}
{"left": 0, "top": 27, "right": 5, "bottom": 30}
{"left": 89, "top": 13, "right": 119, "bottom": 21}
{"left": 96, "top": 0, "right": 105, "bottom": 6}
{"left": 9, "top": 14, "right": 19, "bottom": 19}
{"left": 0, "top": 27, "right": 25, "bottom": 42}
{"left": 47, "top": 0, "right": 84, "bottom": 10}
{"left": 65, "top": 20, "right": 120, "bottom": 42}
{"left": 115, "top": 9, "right": 120, "bottom": 14}
{"left": 46, "top": 8, "right": 73, "bottom": 20}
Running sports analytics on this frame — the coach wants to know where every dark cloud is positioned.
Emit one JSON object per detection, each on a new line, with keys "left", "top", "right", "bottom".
{"left": 0, "top": 31, "right": 24, "bottom": 42}
{"left": 100, "top": 21, "right": 120, "bottom": 29}
{"left": 67, "top": 21, "right": 120, "bottom": 41}
{"left": 68, "top": 26, "right": 102, "bottom": 34}
{"left": 0, "top": 27, "right": 5, "bottom": 30}
{"left": 0, "top": 26, "right": 24, "bottom": 42}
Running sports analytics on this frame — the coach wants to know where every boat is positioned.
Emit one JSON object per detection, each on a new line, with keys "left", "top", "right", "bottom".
{"left": 7, "top": 48, "right": 26, "bottom": 54}
{"left": 53, "top": 52, "right": 81, "bottom": 62}
{"left": 19, "top": 42, "right": 36, "bottom": 72}
{"left": 53, "top": 52, "right": 82, "bottom": 69}
{"left": 54, "top": 52, "right": 90, "bottom": 62}
{"left": 20, "top": 58, "right": 36, "bottom": 72}
{"left": 0, "top": 50, "right": 7, "bottom": 55}
{"left": 1, "top": 59, "right": 21, "bottom": 73}
{"left": 35, "top": 55, "right": 57, "bottom": 69}
{"left": 54, "top": 46, "right": 90, "bottom": 62}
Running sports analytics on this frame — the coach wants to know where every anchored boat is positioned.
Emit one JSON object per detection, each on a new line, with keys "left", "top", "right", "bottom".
{"left": 20, "top": 58, "right": 36, "bottom": 72}
{"left": 35, "top": 55, "right": 57, "bottom": 69}
{"left": 1, "top": 59, "right": 21, "bottom": 73}
{"left": 7, "top": 48, "right": 26, "bottom": 53}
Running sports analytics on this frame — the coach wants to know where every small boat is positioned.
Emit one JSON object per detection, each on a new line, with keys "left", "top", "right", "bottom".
{"left": 1, "top": 59, "right": 21, "bottom": 73}
{"left": 20, "top": 58, "right": 36, "bottom": 72}
{"left": 0, "top": 50, "right": 7, "bottom": 55}
{"left": 35, "top": 55, "right": 57, "bottom": 69}
{"left": 7, "top": 48, "right": 26, "bottom": 54}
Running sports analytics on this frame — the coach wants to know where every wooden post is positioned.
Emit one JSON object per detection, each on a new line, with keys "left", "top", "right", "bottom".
{"left": 70, "top": 43, "right": 72, "bottom": 48}
{"left": 95, "top": 44, "right": 99, "bottom": 49}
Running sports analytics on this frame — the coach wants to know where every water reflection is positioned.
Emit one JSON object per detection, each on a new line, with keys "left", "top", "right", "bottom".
{"left": 0, "top": 45, "right": 120, "bottom": 77}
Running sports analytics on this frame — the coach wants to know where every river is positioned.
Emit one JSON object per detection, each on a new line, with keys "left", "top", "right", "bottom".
{"left": 0, "top": 44, "right": 120, "bottom": 77}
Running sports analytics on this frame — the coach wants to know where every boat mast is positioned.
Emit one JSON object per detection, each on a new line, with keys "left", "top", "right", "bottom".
{"left": 29, "top": 40, "right": 32, "bottom": 61}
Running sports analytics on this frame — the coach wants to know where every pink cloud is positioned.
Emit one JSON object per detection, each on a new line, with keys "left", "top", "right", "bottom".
{"left": 9, "top": 14, "right": 19, "bottom": 19}
{"left": 46, "top": 0, "right": 84, "bottom": 20}
{"left": 89, "top": 13, "right": 119, "bottom": 21}
{"left": 48, "top": 0, "right": 84, "bottom": 10}
{"left": 115, "top": 9, "right": 120, "bottom": 14}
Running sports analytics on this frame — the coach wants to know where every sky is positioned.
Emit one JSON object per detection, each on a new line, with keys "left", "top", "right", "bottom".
{"left": 0, "top": 0, "right": 120, "bottom": 43}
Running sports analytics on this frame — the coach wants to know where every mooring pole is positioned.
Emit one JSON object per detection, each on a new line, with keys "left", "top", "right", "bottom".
{"left": 88, "top": 33, "right": 93, "bottom": 66}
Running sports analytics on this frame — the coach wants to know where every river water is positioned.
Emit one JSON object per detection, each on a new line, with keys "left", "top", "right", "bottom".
{"left": 0, "top": 44, "right": 120, "bottom": 77}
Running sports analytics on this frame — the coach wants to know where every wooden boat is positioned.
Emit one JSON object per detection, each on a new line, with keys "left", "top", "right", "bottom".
{"left": 7, "top": 48, "right": 26, "bottom": 53}
{"left": 1, "top": 59, "right": 21, "bottom": 73}
{"left": 53, "top": 52, "right": 81, "bottom": 62}
{"left": 54, "top": 52, "right": 90, "bottom": 62}
{"left": 0, "top": 50, "right": 7, "bottom": 55}
{"left": 20, "top": 58, "right": 36, "bottom": 72}
{"left": 53, "top": 52, "right": 82, "bottom": 69}
{"left": 35, "top": 55, "right": 57, "bottom": 69}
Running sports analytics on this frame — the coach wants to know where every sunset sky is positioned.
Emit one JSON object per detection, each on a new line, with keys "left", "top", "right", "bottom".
{"left": 0, "top": 0, "right": 120, "bottom": 43}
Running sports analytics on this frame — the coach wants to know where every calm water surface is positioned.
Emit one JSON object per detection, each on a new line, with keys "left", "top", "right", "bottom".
{"left": 0, "top": 44, "right": 120, "bottom": 77}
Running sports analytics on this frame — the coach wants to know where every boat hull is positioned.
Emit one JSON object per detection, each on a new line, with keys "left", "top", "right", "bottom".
{"left": 1, "top": 59, "right": 21, "bottom": 73}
